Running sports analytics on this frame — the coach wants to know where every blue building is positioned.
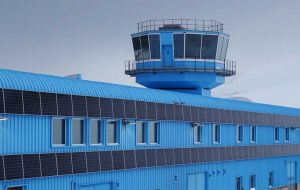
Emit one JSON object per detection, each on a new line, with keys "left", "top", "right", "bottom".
{"left": 0, "top": 19, "right": 299, "bottom": 190}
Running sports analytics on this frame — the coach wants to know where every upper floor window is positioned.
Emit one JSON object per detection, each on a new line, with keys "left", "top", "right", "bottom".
{"left": 72, "top": 119, "right": 85, "bottom": 145}
{"left": 52, "top": 118, "right": 66, "bottom": 146}
{"left": 107, "top": 120, "right": 118, "bottom": 144}
{"left": 268, "top": 172, "right": 274, "bottom": 187}
{"left": 274, "top": 127, "right": 279, "bottom": 142}
{"left": 149, "top": 122, "right": 159, "bottom": 144}
{"left": 7, "top": 186, "right": 24, "bottom": 190}
{"left": 194, "top": 125, "right": 203, "bottom": 143}
{"left": 136, "top": 121, "right": 146, "bottom": 144}
{"left": 213, "top": 124, "right": 221, "bottom": 143}
{"left": 250, "top": 174, "right": 256, "bottom": 189}
{"left": 236, "top": 125, "right": 243, "bottom": 143}
{"left": 140, "top": 35, "right": 150, "bottom": 60}
{"left": 173, "top": 34, "right": 184, "bottom": 59}
{"left": 149, "top": 35, "right": 161, "bottom": 59}
{"left": 250, "top": 125, "right": 257, "bottom": 143}
{"left": 90, "top": 119, "right": 102, "bottom": 145}
{"left": 285, "top": 127, "right": 290, "bottom": 142}
{"left": 236, "top": 176, "right": 243, "bottom": 190}
{"left": 185, "top": 34, "right": 202, "bottom": 59}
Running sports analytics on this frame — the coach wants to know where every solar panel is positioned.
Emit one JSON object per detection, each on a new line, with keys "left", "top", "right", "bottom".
{"left": 182, "top": 148, "right": 192, "bottom": 163}
{"left": 237, "top": 111, "right": 244, "bottom": 124}
{"left": 190, "top": 107, "right": 199, "bottom": 122}
{"left": 174, "top": 105, "right": 183, "bottom": 121}
{"left": 226, "top": 110, "right": 233, "bottom": 124}
{"left": 198, "top": 148, "right": 206, "bottom": 162}
{"left": 156, "top": 103, "right": 166, "bottom": 120}
{"left": 165, "top": 104, "right": 175, "bottom": 121}
{"left": 212, "top": 147, "right": 220, "bottom": 161}
{"left": 243, "top": 146, "right": 250, "bottom": 159}
{"left": 219, "top": 147, "right": 226, "bottom": 161}
{"left": 219, "top": 109, "right": 227, "bottom": 123}
{"left": 22, "top": 91, "right": 41, "bottom": 115}
{"left": 124, "top": 150, "right": 136, "bottom": 169}
{"left": 100, "top": 98, "right": 113, "bottom": 118}
{"left": 155, "top": 149, "right": 166, "bottom": 166}
{"left": 112, "top": 99, "right": 125, "bottom": 118}
{"left": 231, "top": 111, "right": 238, "bottom": 124}
{"left": 174, "top": 148, "right": 183, "bottom": 164}
{"left": 212, "top": 109, "right": 220, "bottom": 123}
{"left": 182, "top": 106, "right": 191, "bottom": 121}
{"left": 146, "top": 102, "right": 157, "bottom": 120}
{"left": 205, "top": 108, "right": 213, "bottom": 123}
{"left": 23, "top": 154, "right": 41, "bottom": 178}
{"left": 0, "top": 156, "right": 4, "bottom": 181}
{"left": 135, "top": 149, "right": 147, "bottom": 168}
{"left": 4, "top": 89, "right": 23, "bottom": 114}
{"left": 205, "top": 147, "right": 214, "bottom": 162}
{"left": 86, "top": 96, "right": 100, "bottom": 117}
{"left": 71, "top": 152, "right": 87, "bottom": 174}
{"left": 136, "top": 101, "right": 147, "bottom": 119}
{"left": 190, "top": 148, "right": 199, "bottom": 163}
{"left": 146, "top": 149, "right": 156, "bottom": 167}
{"left": 4, "top": 155, "right": 23, "bottom": 180}
{"left": 124, "top": 100, "right": 136, "bottom": 119}
{"left": 57, "top": 94, "right": 73, "bottom": 116}
{"left": 40, "top": 153, "right": 57, "bottom": 177}
{"left": 164, "top": 149, "right": 175, "bottom": 165}
{"left": 100, "top": 151, "right": 113, "bottom": 171}
{"left": 243, "top": 112, "right": 250, "bottom": 125}
{"left": 72, "top": 95, "right": 87, "bottom": 117}
{"left": 56, "top": 153, "right": 73, "bottom": 175}
{"left": 254, "top": 113, "right": 260, "bottom": 125}
{"left": 231, "top": 147, "right": 239, "bottom": 160}
{"left": 112, "top": 151, "right": 125, "bottom": 170}
{"left": 0, "top": 89, "right": 4, "bottom": 113}
{"left": 40, "top": 93, "right": 57, "bottom": 116}
{"left": 86, "top": 151, "right": 100, "bottom": 172}
{"left": 198, "top": 107, "right": 207, "bottom": 122}
{"left": 237, "top": 146, "right": 244, "bottom": 160}
{"left": 225, "top": 147, "right": 233, "bottom": 160}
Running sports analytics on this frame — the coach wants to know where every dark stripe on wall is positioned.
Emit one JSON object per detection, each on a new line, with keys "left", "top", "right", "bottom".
{"left": 1, "top": 88, "right": 300, "bottom": 127}
{"left": 1, "top": 144, "right": 300, "bottom": 181}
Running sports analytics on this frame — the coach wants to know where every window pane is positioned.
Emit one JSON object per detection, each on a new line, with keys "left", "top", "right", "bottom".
{"left": 237, "top": 125, "right": 243, "bottom": 142}
{"left": 214, "top": 124, "right": 220, "bottom": 143}
{"left": 107, "top": 120, "right": 117, "bottom": 144}
{"left": 216, "top": 36, "right": 224, "bottom": 61}
{"left": 7, "top": 187, "right": 23, "bottom": 190}
{"left": 136, "top": 121, "right": 146, "bottom": 144}
{"left": 201, "top": 35, "right": 218, "bottom": 59}
{"left": 132, "top": 37, "right": 143, "bottom": 61}
{"left": 53, "top": 118, "right": 66, "bottom": 145}
{"left": 250, "top": 175, "right": 256, "bottom": 188}
{"left": 91, "top": 120, "right": 101, "bottom": 144}
{"left": 269, "top": 172, "right": 274, "bottom": 186}
{"left": 173, "top": 34, "right": 184, "bottom": 59}
{"left": 149, "top": 122, "right": 158, "bottom": 143}
{"left": 194, "top": 125, "right": 202, "bottom": 143}
{"left": 251, "top": 126, "right": 257, "bottom": 142}
{"left": 285, "top": 128, "right": 290, "bottom": 141}
{"left": 149, "top": 35, "right": 160, "bottom": 59}
{"left": 221, "top": 37, "right": 229, "bottom": 61}
{"left": 275, "top": 127, "right": 279, "bottom": 141}
{"left": 185, "top": 34, "right": 201, "bottom": 59}
{"left": 73, "top": 119, "right": 84, "bottom": 144}
{"left": 236, "top": 177, "right": 242, "bottom": 190}
{"left": 141, "top": 35, "right": 150, "bottom": 60}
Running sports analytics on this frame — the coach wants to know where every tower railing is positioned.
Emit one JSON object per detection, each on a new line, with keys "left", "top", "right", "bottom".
{"left": 124, "top": 59, "right": 236, "bottom": 77}
{"left": 137, "top": 19, "right": 224, "bottom": 32}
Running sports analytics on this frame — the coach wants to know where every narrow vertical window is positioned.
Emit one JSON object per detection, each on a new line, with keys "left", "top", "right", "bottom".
{"left": 140, "top": 35, "right": 150, "bottom": 60}
{"left": 250, "top": 126, "right": 257, "bottom": 143}
{"left": 274, "top": 127, "right": 279, "bottom": 142}
{"left": 194, "top": 125, "right": 202, "bottom": 143}
{"left": 72, "top": 119, "right": 85, "bottom": 145}
{"left": 237, "top": 125, "right": 243, "bottom": 143}
{"left": 250, "top": 175, "right": 256, "bottom": 189}
{"left": 173, "top": 34, "right": 184, "bottom": 59}
{"left": 90, "top": 119, "right": 102, "bottom": 144}
{"left": 149, "top": 122, "right": 158, "bottom": 144}
{"left": 132, "top": 37, "right": 142, "bottom": 61}
{"left": 213, "top": 124, "right": 220, "bottom": 143}
{"left": 236, "top": 176, "right": 242, "bottom": 190}
{"left": 268, "top": 172, "right": 274, "bottom": 187}
{"left": 52, "top": 118, "right": 66, "bottom": 146}
{"left": 107, "top": 120, "right": 118, "bottom": 144}
{"left": 149, "top": 35, "right": 161, "bottom": 59}
{"left": 285, "top": 127, "right": 290, "bottom": 142}
{"left": 136, "top": 121, "right": 146, "bottom": 144}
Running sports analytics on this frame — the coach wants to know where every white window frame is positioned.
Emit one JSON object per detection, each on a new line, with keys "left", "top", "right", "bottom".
{"left": 213, "top": 124, "right": 221, "bottom": 144}
{"left": 274, "top": 127, "right": 279, "bottom": 143}
{"left": 149, "top": 122, "right": 159, "bottom": 145}
{"left": 136, "top": 121, "right": 147, "bottom": 145}
{"left": 106, "top": 119, "right": 119, "bottom": 145}
{"left": 236, "top": 125, "right": 243, "bottom": 143}
{"left": 72, "top": 118, "right": 86, "bottom": 146}
{"left": 194, "top": 124, "right": 203, "bottom": 144}
{"left": 285, "top": 127, "right": 290, "bottom": 142}
{"left": 90, "top": 119, "right": 103, "bottom": 146}
{"left": 250, "top": 125, "right": 257, "bottom": 143}
{"left": 52, "top": 117, "right": 67, "bottom": 147}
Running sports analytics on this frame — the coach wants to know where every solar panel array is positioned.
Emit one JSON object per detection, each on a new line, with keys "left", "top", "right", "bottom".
{"left": 1, "top": 88, "right": 300, "bottom": 127}
{"left": 1, "top": 144, "right": 300, "bottom": 181}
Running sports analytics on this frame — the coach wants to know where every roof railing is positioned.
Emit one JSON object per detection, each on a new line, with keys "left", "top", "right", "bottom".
{"left": 137, "top": 19, "right": 224, "bottom": 32}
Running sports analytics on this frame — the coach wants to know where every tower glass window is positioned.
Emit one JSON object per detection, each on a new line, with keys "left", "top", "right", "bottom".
{"left": 201, "top": 35, "right": 218, "bottom": 59}
{"left": 149, "top": 35, "right": 160, "bottom": 59}
{"left": 274, "top": 127, "right": 279, "bottom": 142}
{"left": 216, "top": 36, "right": 224, "bottom": 61}
{"left": 136, "top": 121, "right": 146, "bottom": 144}
{"left": 250, "top": 175, "right": 256, "bottom": 189}
{"left": 185, "top": 34, "right": 202, "bottom": 59}
{"left": 90, "top": 119, "right": 102, "bottom": 144}
{"left": 72, "top": 119, "right": 85, "bottom": 145}
{"left": 285, "top": 127, "right": 290, "bottom": 141}
{"left": 107, "top": 120, "right": 118, "bottom": 144}
{"left": 52, "top": 118, "right": 66, "bottom": 145}
{"left": 221, "top": 37, "right": 229, "bottom": 61}
{"left": 140, "top": 35, "right": 150, "bottom": 60}
{"left": 237, "top": 125, "right": 243, "bottom": 143}
{"left": 213, "top": 124, "right": 221, "bottom": 143}
{"left": 173, "top": 34, "right": 184, "bottom": 59}
{"left": 132, "top": 37, "right": 143, "bottom": 61}
{"left": 194, "top": 125, "right": 203, "bottom": 143}
{"left": 149, "top": 122, "right": 158, "bottom": 144}
{"left": 250, "top": 125, "right": 257, "bottom": 143}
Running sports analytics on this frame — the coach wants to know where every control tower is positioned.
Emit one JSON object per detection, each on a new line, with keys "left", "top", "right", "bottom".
{"left": 125, "top": 19, "right": 236, "bottom": 96}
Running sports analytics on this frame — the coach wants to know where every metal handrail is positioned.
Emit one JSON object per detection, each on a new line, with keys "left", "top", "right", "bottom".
{"left": 137, "top": 19, "right": 224, "bottom": 32}
{"left": 124, "top": 59, "right": 236, "bottom": 77}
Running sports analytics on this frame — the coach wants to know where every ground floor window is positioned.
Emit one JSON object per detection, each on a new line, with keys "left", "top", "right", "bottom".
{"left": 250, "top": 174, "right": 256, "bottom": 189}
{"left": 7, "top": 186, "right": 24, "bottom": 190}
{"left": 268, "top": 172, "right": 274, "bottom": 187}
{"left": 236, "top": 176, "right": 242, "bottom": 190}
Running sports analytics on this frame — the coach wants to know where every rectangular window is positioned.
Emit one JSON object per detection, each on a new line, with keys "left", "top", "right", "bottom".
{"left": 237, "top": 125, "right": 243, "bottom": 143}
{"left": 221, "top": 37, "right": 229, "bottom": 61}
{"left": 140, "top": 35, "right": 150, "bottom": 60}
{"left": 52, "top": 118, "right": 66, "bottom": 146}
{"left": 72, "top": 119, "right": 85, "bottom": 145}
{"left": 185, "top": 34, "right": 202, "bottom": 59}
{"left": 201, "top": 35, "right": 218, "bottom": 59}
{"left": 149, "top": 122, "right": 158, "bottom": 144}
{"left": 236, "top": 176, "right": 242, "bottom": 190}
{"left": 213, "top": 124, "right": 221, "bottom": 143}
{"left": 136, "top": 121, "right": 146, "bottom": 144}
{"left": 149, "top": 35, "right": 160, "bottom": 59}
{"left": 250, "top": 126, "right": 257, "bottom": 143}
{"left": 107, "top": 120, "right": 118, "bottom": 144}
{"left": 285, "top": 127, "right": 290, "bottom": 142}
{"left": 274, "top": 127, "right": 279, "bottom": 142}
{"left": 215, "top": 36, "right": 224, "bottom": 61}
{"left": 7, "top": 186, "right": 24, "bottom": 190}
{"left": 90, "top": 119, "right": 102, "bottom": 144}
{"left": 132, "top": 36, "right": 142, "bottom": 61}
{"left": 173, "top": 34, "right": 184, "bottom": 59}
{"left": 268, "top": 172, "right": 274, "bottom": 187}
{"left": 194, "top": 125, "right": 203, "bottom": 143}
{"left": 250, "top": 175, "right": 256, "bottom": 189}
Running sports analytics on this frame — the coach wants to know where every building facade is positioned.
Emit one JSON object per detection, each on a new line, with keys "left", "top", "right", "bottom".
{"left": 0, "top": 19, "right": 300, "bottom": 190}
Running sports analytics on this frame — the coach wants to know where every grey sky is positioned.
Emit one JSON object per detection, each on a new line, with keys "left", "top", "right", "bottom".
{"left": 1, "top": 0, "right": 300, "bottom": 107}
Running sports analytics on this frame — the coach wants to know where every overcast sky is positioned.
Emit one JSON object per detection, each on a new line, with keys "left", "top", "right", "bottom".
{"left": 1, "top": 0, "right": 300, "bottom": 108}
